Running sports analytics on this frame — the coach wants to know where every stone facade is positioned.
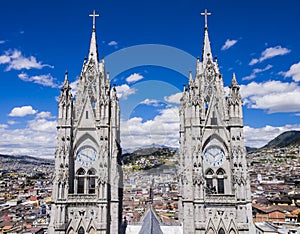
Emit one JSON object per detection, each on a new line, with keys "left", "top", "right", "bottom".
{"left": 178, "top": 10, "right": 255, "bottom": 234}
{"left": 48, "top": 12, "right": 123, "bottom": 234}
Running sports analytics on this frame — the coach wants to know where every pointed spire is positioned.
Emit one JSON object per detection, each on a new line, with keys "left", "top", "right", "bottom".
{"left": 189, "top": 70, "right": 193, "bottom": 82}
{"left": 230, "top": 73, "right": 239, "bottom": 88}
{"left": 201, "top": 9, "right": 213, "bottom": 64}
{"left": 88, "top": 10, "right": 100, "bottom": 63}
{"left": 188, "top": 70, "right": 194, "bottom": 89}
{"left": 139, "top": 206, "right": 163, "bottom": 234}
{"left": 60, "top": 71, "right": 71, "bottom": 103}
{"left": 112, "top": 83, "right": 118, "bottom": 101}
{"left": 62, "top": 71, "right": 69, "bottom": 90}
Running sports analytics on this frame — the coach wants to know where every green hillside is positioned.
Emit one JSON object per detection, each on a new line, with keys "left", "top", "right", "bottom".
{"left": 263, "top": 131, "right": 300, "bottom": 149}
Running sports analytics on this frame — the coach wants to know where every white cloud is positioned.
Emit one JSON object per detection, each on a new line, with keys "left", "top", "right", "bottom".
{"left": 242, "top": 64, "right": 272, "bottom": 80}
{"left": 244, "top": 124, "right": 300, "bottom": 148}
{"left": 115, "top": 84, "right": 136, "bottom": 100}
{"left": 8, "top": 106, "right": 37, "bottom": 117}
{"left": 0, "top": 55, "right": 10, "bottom": 64}
{"left": 249, "top": 46, "right": 291, "bottom": 65}
{"left": 18, "top": 72, "right": 59, "bottom": 88}
{"left": 140, "top": 99, "right": 161, "bottom": 106}
{"left": 7, "top": 120, "right": 18, "bottom": 125}
{"left": 282, "top": 61, "right": 300, "bottom": 82}
{"left": 121, "top": 107, "right": 179, "bottom": 151}
{"left": 241, "top": 80, "right": 300, "bottom": 113}
{"left": 164, "top": 92, "right": 182, "bottom": 104}
{"left": 28, "top": 118, "right": 56, "bottom": 132}
{"left": 249, "top": 58, "right": 259, "bottom": 66}
{"left": 108, "top": 40, "right": 118, "bottom": 46}
{"left": 0, "top": 124, "right": 8, "bottom": 129}
{"left": 125, "top": 73, "right": 144, "bottom": 84}
{"left": 36, "top": 111, "right": 54, "bottom": 119}
{"left": 0, "top": 117, "right": 57, "bottom": 158}
{"left": 221, "top": 39, "right": 238, "bottom": 50}
{"left": 0, "top": 49, "right": 53, "bottom": 71}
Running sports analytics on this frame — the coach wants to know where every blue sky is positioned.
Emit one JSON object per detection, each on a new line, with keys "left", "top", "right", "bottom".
{"left": 0, "top": 0, "right": 300, "bottom": 157}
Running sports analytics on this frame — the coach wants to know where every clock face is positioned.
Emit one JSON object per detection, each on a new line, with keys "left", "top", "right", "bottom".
{"left": 204, "top": 146, "right": 225, "bottom": 167}
{"left": 77, "top": 146, "right": 97, "bottom": 167}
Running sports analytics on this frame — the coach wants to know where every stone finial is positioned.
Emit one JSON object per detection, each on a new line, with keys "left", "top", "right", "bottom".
{"left": 230, "top": 73, "right": 239, "bottom": 88}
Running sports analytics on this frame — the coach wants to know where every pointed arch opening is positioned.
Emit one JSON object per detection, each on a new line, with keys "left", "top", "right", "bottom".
{"left": 205, "top": 168, "right": 227, "bottom": 195}
{"left": 88, "top": 168, "right": 97, "bottom": 194}
{"left": 75, "top": 134, "right": 99, "bottom": 151}
{"left": 218, "top": 228, "right": 225, "bottom": 234}
{"left": 57, "top": 182, "right": 61, "bottom": 199}
{"left": 216, "top": 168, "right": 226, "bottom": 194}
{"left": 202, "top": 134, "right": 228, "bottom": 154}
{"left": 78, "top": 227, "right": 84, "bottom": 234}
{"left": 216, "top": 168, "right": 225, "bottom": 175}
{"left": 205, "top": 168, "right": 214, "bottom": 194}
{"left": 206, "top": 168, "right": 214, "bottom": 175}
{"left": 229, "top": 229, "right": 236, "bottom": 234}
{"left": 76, "top": 168, "right": 86, "bottom": 194}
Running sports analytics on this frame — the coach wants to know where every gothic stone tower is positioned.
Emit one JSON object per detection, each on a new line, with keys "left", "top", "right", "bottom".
{"left": 48, "top": 11, "right": 123, "bottom": 234}
{"left": 179, "top": 10, "right": 254, "bottom": 234}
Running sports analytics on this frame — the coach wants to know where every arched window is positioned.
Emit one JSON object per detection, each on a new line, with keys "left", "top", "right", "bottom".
{"left": 88, "top": 169, "right": 97, "bottom": 194}
{"left": 217, "top": 178, "right": 225, "bottom": 194}
{"left": 216, "top": 168, "right": 225, "bottom": 194}
{"left": 216, "top": 168, "right": 225, "bottom": 175}
{"left": 77, "top": 168, "right": 86, "bottom": 194}
{"left": 57, "top": 182, "right": 61, "bottom": 199}
{"left": 206, "top": 168, "right": 214, "bottom": 175}
{"left": 218, "top": 228, "right": 225, "bottom": 234}
{"left": 207, "top": 228, "right": 214, "bottom": 234}
{"left": 78, "top": 227, "right": 84, "bottom": 234}
{"left": 205, "top": 168, "right": 214, "bottom": 194}
{"left": 205, "top": 168, "right": 228, "bottom": 195}
{"left": 229, "top": 229, "right": 236, "bottom": 234}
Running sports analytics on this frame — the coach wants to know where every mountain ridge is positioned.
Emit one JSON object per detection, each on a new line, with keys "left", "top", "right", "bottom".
{"left": 262, "top": 130, "right": 300, "bottom": 149}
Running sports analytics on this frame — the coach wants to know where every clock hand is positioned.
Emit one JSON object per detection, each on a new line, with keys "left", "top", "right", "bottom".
{"left": 210, "top": 152, "right": 217, "bottom": 158}
{"left": 81, "top": 153, "right": 92, "bottom": 161}
{"left": 208, "top": 155, "right": 215, "bottom": 163}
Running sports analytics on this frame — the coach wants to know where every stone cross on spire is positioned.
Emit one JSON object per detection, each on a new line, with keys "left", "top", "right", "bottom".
{"left": 201, "top": 9, "right": 211, "bottom": 29}
{"left": 89, "top": 10, "right": 100, "bottom": 31}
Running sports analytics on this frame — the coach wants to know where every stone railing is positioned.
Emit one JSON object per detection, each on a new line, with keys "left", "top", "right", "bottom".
{"left": 205, "top": 194, "right": 236, "bottom": 204}
{"left": 67, "top": 194, "right": 97, "bottom": 202}
{"left": 128, "top": 222, "right": 181, "bottom": 226}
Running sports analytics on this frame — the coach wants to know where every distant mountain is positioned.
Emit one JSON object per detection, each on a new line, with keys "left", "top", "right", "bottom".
{"left": 246, "top": 146, "right": 258, "bottom": 153}
{"left": 0, "top": 154, "right": 54, "bottom": 167}
{"left": 122, "top": 146, "right": 177, "bottom": 165}
{"left": 263, "top": 131, "right": 300, "bottom": 149}
{"left": 123, "top": 144, "right": 178, "bottom": 154}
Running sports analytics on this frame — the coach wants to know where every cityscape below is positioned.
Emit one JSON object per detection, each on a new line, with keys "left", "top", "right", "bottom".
{"left": 1, "top": 131, "right": 300, "bottom": 233}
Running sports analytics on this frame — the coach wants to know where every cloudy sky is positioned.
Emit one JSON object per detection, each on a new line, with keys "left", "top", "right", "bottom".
{"left": 0, "top": 0, "right": 300, "bottom": 158}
